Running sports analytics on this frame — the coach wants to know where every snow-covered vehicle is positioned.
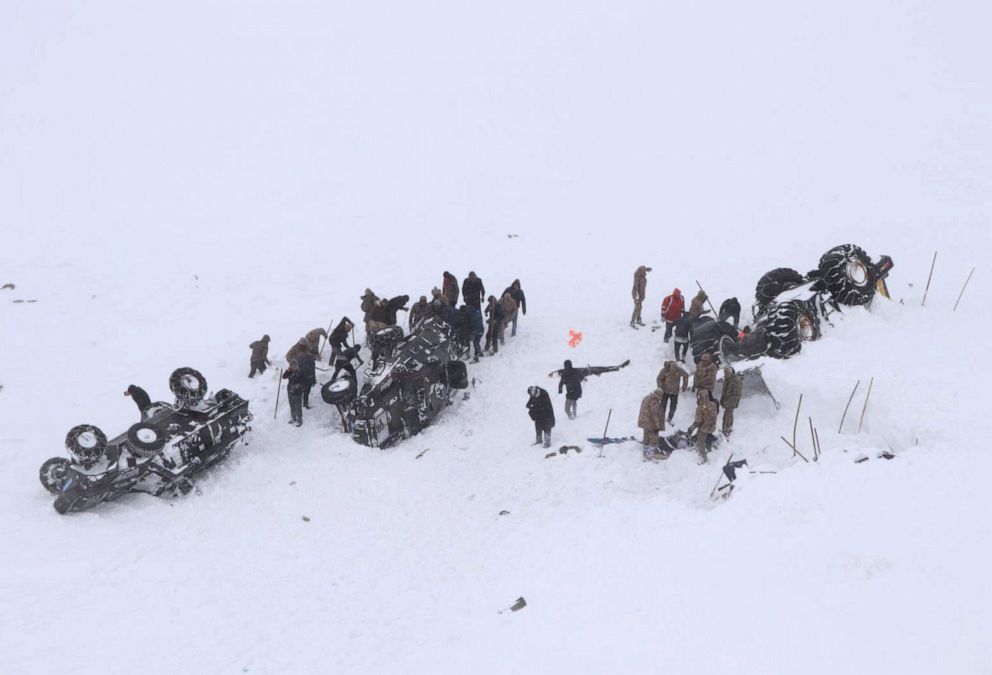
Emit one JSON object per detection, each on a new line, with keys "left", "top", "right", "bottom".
{"left": 704, "top": 244, "right": 894, "bottom": 363}
{"left": 38, "top": 368, "right": 253, "bottom": 514}
{"left": 321, "top": 317, "right": 468, "bottom": 448}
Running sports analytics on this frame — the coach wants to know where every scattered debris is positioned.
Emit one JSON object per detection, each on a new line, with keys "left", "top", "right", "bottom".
{"left": 302, "top": 515, "right": 310, "bottom": 522}
{"left": 290, "top": 481, "right": 296, "bottom": 486}
{"left": 499, "top": 597, "right": 527, "bottom": 614}
{"left": 545, "top": 445, "right": 582, "bottom": 459}
{"left": 854, "top": 454, "right": 870, "bottom": 464}
{"left": 498, "top": 510, "right": 510, "bottom": 516}
{"left": 1, "top": 283, "right": 14, "bottom": 290}
{"left": 415, "top": 448, "right": 430, "bottom": 459}
{"left": 878, "top": 451, "right": 896, "bottom": 460}
{"left": 544, "top": 451, "right": 556, "bottom": 459}
{"left": 506, "top": 234, "right": 519, "bottom": 238}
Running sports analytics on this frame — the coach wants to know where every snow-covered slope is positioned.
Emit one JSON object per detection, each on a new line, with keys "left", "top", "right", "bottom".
{"left": 2, "top": 2, "right": 991, "bottom": 673}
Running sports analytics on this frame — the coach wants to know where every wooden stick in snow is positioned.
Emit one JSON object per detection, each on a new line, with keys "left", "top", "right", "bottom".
{"left": 273, "top": 368, "right": 283, "bottom": 420}
{"left": 857, "top": 377, "right": 874, "bottom": 434}
{"left": 953, "top": 267, "right": 975, "bottom": 311}
{"left": 838, "top": 380, "right": 861, "bottom": 433}
{"left": 597, "top": 408, "right": 613, "bottom": 459}
{"left": 695, "top": 280, "right": 719, "bottom": 317}
{"left": 809, "top": 417, "right": 818, "bottom": 461}
{"left": 318, "top": 317, "right": 335, "bottom": 358}
{"left": 922, "top": 251, "right": 937, "bottom": 307}
{"left": 814, "top": 427, "right": 822, "bottom": 460}
{"left": 791, "top": 394, "right": 803, "bottom": 459}
{"left": 779, "top": 435, "right": 810, "bottom": 463}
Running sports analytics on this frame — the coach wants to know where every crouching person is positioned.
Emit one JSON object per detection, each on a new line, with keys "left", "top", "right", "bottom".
{"left": 638, "top": 388, "right": 667, "bottom": 459}
{"left": 526, "top": 386, "right": 555, "bottom": 448}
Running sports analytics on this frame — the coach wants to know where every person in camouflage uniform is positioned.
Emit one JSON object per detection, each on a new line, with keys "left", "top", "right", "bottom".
{"left": 409, "top": 295, "right": 430, "bottom": 330}
{"left": 304, "top": 327, "right": 327, "bottom": 355}
{"left": 285, "top": 337, "right": 311, "bottom": 365}
{"left": 248, "top": 335, "right": 271, "bottom": 378}
{"left": 499, "top": 291, "right": 517, "bottom": 345}
{"left": 689, "top": 290, "right": 710, "bottom": 319}
{"left": 688, "top": 389, "right": 718, "bottom": 463}
{"left": 360, "top": 289, "right": 380, "bottom": 333}
{"left": 693, "top": 353, "right": 718, "bottom": 398}
{"left": 719, "top": 365, "right": 742, "bottom": 435}
{"left": 638, "top": 389, "right": 667, "bottom": 448}
{"left": 630, "top": 266, "right": 651, "bottom": 328}
{"left": 655, "top": 360, "right": 689, "bottom": 424}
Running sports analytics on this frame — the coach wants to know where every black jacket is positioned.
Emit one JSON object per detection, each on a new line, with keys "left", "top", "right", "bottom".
{"left": 503, "top": 285, "right": 527, "bottom": 315}
{"left": 485, "top": 301, "right": 505, "bottom": 325}
{"left": 674, "top": 315, "right": 694, "bottom": 339}
{"left": 558, "top": 368, "right": 585, "bottom": 400}
{"left": 126, "top": 385, "right": 151, "bottom": 412}
{"left": 462, "top": 276, "right": 485, "bottom": 307}
{"left": 719, "top": 298, "right": 741, "bottom": 322}
{"left": 283, "top": 368, "right": 307, "bottom": 394}
{"left": 296, "top": 354, "right": 317, "bottom": 386}
{"left": 527, "top": 388, "right": 555, "bottom": 425}
{"left": 329, "top": 321, "right": 352, "bottom": 361}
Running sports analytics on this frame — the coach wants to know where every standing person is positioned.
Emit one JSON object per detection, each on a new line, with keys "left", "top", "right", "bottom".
{"left": 466, "top": 303, "right": 484, "bottom": 362}
{"left": 661, "top": 289, "right": 685, "bottom": 343}
{"left": 248, "top": 335, "right": 272, "bottom": 378}
{"left": 484, "top": 295, "right": 504, "bottom": 354}
{"left": 502, "top": 279, "right": 527, "bottom": 336}
{"left": 328, "top": 317, "right": 357, "bottom": 379}
{"left": 688, "top": 389, "right": 718, "bottom": 463}
{"left": 499, "top": 291, "right": 517, "bottom": 345}
{"left": 673, "top": 314, "right": 693, "bottom": 363}
{"left": 689, "top": 290, "right": 710, "bottom": 318}
{"left": 656, "top": 360, "right": 689, "bottom": 424}
{"left": 718, "top": 297, "right": 741, "bottom": 328}
{"left": 558, "top": 360, "right": 584, "bottom": 419}
{"left": 409, "top": 295, "right": 430, "bottom": 330}
{"left": 638, "top": 388, "right": 666, "bottom": 449}
{"left": 305, "top": 327, "right": 327, "bottom": 356}
{"left": 693, "top": 353, "right": 718, "bottom": 399}
{"left": 286, "top": 338, "right": 311, "bottom": 365}
{"left": 297, "top": 352, "right": 317, "bottom": 409}
{"left": 283, "top": 359, "right": 305, "bottom": 426}
{"left": 526, "top": 386, "right": 555, "bottom": 448}
{"left": 462, "top": 271, "right": 486, "bottom": 309}
{"left": 442, "top": 271, "right": 460, "bottom": 306}
{"left": 431, "top": 287, "right": 446, "bottom": 307}
{"left": 720, "top": 366, "right": 742, "bottom": 436}
{"left": 360, "top": 289, "right": 380, "bottom": 334}
{"left": 124, "top": 385, "right": 151, "bottom": 416}
{"left": 631, "top": 266, "right": 651, "bottom": 328}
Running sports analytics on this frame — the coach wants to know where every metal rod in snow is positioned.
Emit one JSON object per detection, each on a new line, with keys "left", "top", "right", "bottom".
{"left": 695, "top": 280, "right": 719, "bottom": 317}
{"left": 809, "top": 417, "right": 817, "bottom": 461}
{"left": 273, "top": 368, "right": 283, "bottom": 420}
{"left": 952, "top": 267, "right": 975, "bottom": 311}
{"left": 779, "top": 435, "right": 810, "bottom": 463}
{"left": 813, "top": 427, "right": 822, "bottom": 460}
{"left": 318, "top": 317, "right": 335, "bottom": 358}
{"left": 791, "top": 394, "right": 803, "bottom": 459}
{"left": 838, "top": 380, "right": 861, "bottom": 433}
{"left": 922, "top": 251, "right": 937, "bottom": 307}
{"left": 857, "top": 377, "right": 874, "bottom": 434}
{"left": 598, "top": 408, "right": 613, "bottom": 458}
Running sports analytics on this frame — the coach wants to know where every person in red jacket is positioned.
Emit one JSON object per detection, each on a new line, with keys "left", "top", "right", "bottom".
{"left": 661, "top": 289, "right": 685, "bottom": 343}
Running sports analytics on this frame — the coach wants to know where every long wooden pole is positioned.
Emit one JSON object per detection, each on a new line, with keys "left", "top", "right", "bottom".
{"left": 779, "top": 435, "right": 810, "bottom": 463}
{"left": 921, "top": 251, "right": 937, "bottom": 307}
{"left": 809, "top": 417, "right": 817, "bottom": 461}
{"left": 318, "top": 318, "right": 335, "bottom": 358}
{"left": 791, "top": 394, "right": 803, "bottom": 459}
{"left": 857, "top": 377, "right": 874, "bottom": 434}
{"left": 598, "top": 409, "right": 613, "bottom": 458}
{"left": 273, "top": 368, "right": 283, "bottom": 420}
{"left": 694, "top": 280, "right": 719, "bottom": 317}
{"left": 813, "top": 427, "right": 822, "bottom": 460}
{"left": 838, "top": 380, "right": 861, "bottom": 433}
{"left": 952, "top": 267, "right": 975, "bottom": 311}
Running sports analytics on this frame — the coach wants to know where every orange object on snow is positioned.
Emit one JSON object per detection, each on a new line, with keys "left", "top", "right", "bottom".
{"left": 568, "top": 330, "right": 583, "bottom": 348}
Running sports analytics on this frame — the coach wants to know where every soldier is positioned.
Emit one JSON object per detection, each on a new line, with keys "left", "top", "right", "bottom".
{"left": 689, "top": 290, "right": 710, "bottom": 318}
{"left": 526, "top": 386, "right": 555, "bottom": 448}
{"left": 656, "top": 360, "right": 689, "bottom": 424}
{"left": 631, "top": 265, "right": 651, "bottom": 328}
{"left": 688, "top": 389, "right": 718, "bottom": 463}
{"left": 462, "top": 271, "right": 486, "bottom": 309}
{"left": 124, "top": 384, "right": 151, "bottom": 416}
{"left": 661, "top": 288, "right": 685, "bottom": 343}
{"left": 282, "top": 359, "right": 306, "bottom": 426}
{"left": 720, "top": 366, "right": 742, "bottom": 435}
{"left": 431, "top": 287, "right": 446, "bottom": 307}
{"left": 502, "top": 279, "right": 527, "bottom": 336}
{"left": 693, "top": 352, "right": 718, "bottom": 399}
{"left": 718, "top": 297, "right": 741, "bottom": 328}
{"left": 484, "top": 295, "right": 504, "bottom": 354}
{"left": 304, "top": 327, "right": 327, "bottom": 356}
{"left": 286, "top": 337, "right": 311, "bottom": 365}
{"left": 360, "top": 289, "right": 380, "bottom": 333}
{"left": 409, "top": 295, "right": 430, "bottom": 330}
{"left": 499, "top": 291, "right": 517, "bottom": 345}
{"left": 442, "top": 271, "right": 460, "bottom": 306}
{"left": 673, "top": 314, "right": 693, "bottom": 363}
{"left": 248, "top": 335, "right": 271, "bottom": 378}
{"left": 638, "top": 388, "right": 666, "bottom": 450}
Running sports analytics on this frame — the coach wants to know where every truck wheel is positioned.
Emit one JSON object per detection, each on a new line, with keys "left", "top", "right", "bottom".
{"left": 754, "top": 268, "right": 806, "bottom": 310}
{"left": 321, "top": 375, "right": 357, "bottom": 405}
{"left": 764, "top": 300, "right": 821, "bottom": 358}
{"left": 65, "top": 424, "right": 108, "bottom": 466}
{"left": 169, "top": 367, "right": 208, "bottom": 404}
{"left": 125, "top": 422, "right": 168, "bottom": 458}
{"left": 39, "top": 457, "right": 72, "bottom": 494}
{"left": 818, "top": 244, "right": 877, "bottom": 306}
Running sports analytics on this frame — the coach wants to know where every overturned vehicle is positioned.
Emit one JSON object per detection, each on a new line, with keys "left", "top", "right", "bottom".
{"left": 690, "top": 244, "right": 894, "bottom": 364}
{"left": 38, "top": 368, "right": 253, "bottom": 514}
{"left": 321, "top": 317, "right": 469, "bottom": 448}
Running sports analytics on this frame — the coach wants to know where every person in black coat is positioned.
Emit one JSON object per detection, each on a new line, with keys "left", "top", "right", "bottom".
{"left": 502, "top": 279, "right": 527, "bottom": 336}
{"left": 283, "top": 359, "right": 306, "bottom": 426}
{"left": 718, "top": 297, "right": 741, "bottom": 328}
{"left": 124, "top": 385, "right": 151, "bottom": 417}
{"left": 328, "top": 316, "right": 355, "bottom": 372}
{"left": 526, "top": 386, "right": 555, "bottom": 447}
{"left": 673, "top": 314, "right": 694, "bottom": 363}
{"left": 462, "top": 271, "right": 485, "bottom": 309}
{"left": 484, "top": 296, "right": 504, "bottom": 354}
{"left": 296, "top": 353, "right": 317, "bottom": 408}
{"left": 557, "top": 360, "right": 585, "bottom": 419}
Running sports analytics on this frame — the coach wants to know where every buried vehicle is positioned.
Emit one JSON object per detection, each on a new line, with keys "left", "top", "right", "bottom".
{"left": 690, "top": 244, "right": 894, "bottom": 364}
{"left": 38, "top": 368, "right": 252, "bottom": 514}
{"left": 321, "top": 317, "right": 469, "bottom": 448}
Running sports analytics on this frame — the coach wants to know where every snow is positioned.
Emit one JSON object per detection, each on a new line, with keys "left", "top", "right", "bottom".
{"left": 2, "top": 1, "right": 991, "bottom": 673}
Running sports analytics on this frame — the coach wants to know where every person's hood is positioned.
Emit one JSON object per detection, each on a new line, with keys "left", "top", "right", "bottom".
{"left": 527, "top": 386, "right": 539, "bottom": 397}
{"left": 469, "top": 271, "right": 477, "bottom": 280}
{"left": 673, "top": 288, "right": 681, "bottom": 296}
{"left": 695, "top": 290, "right": 707, "bottom": 299}
{"left": 700, "top": 353, "right": 712, "bottom": 363}
{"left": 636, "top": 265, "right": 647, "bottom": 274}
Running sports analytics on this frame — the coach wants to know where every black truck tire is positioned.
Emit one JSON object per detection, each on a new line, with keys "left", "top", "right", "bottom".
{"left": 169, "top": 367, "right": 208, "bottom": 404}
{"left": 65, "top": 424, "right": 108, "bottom": 466}
{"left": 322, "top": 375, "right": 357, "bottom": 405}
{"left": 39, "top": 457, "right": 72, "bottom": 494}
{"left": 764, "top": 300, "right": 821, "bottom": 358}
{"left": 125, "top": 422, "right": 168, "bottom": 458}
{"left": 754, "top": 268, "right": 806, "bottom": 310}
{"left": 818, "top": 244, "right": 877, "bottom": 306}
